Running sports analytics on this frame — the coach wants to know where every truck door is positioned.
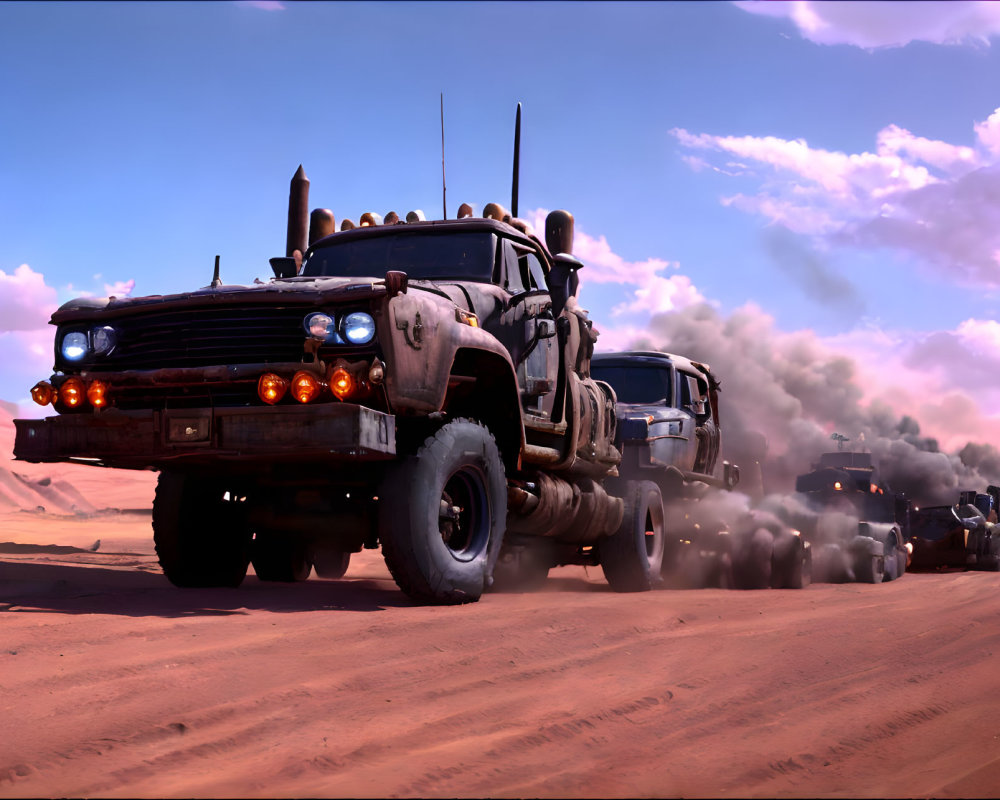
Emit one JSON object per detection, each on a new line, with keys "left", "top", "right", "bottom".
{"left": 499, "top": 239, "right": 560, "bottom": 423}
{"left": 681, "top": 370, "right": 719, "bottom": 475}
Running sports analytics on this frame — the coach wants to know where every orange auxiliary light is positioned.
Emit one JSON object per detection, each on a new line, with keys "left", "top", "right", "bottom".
{"left": 30, "top": 381, "right": 55, "bottom": 406}
{"left": 291, "top": 370, "right": 324, "bottom": 403}
{"left": 258, "top": 373, "right": 289, "bottom": 405}
{"left": 59, "top": 377, "right": 86, "bottom": 408}
{"left": 87, "top": 380, "right": 109, "bottom": 408}
{"left": 330, "top": 366, "right": 354, "bottom": 400}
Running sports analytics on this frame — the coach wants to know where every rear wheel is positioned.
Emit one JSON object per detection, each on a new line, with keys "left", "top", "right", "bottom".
{"left": 601, "top": 480, "right": 665, "bottom": 592}
{"left": 153, "top": 472, "right": 252, "bottom": 588}
{"left": 851, "top": 537, "right": 885, "bottom": 584}
{"left": 251, "top": 532, "right": 312, "bottom": 582}
{"left": 771, "top": 534, "right": 811, "bottom": 589}
{"left": 312, "top": 549, "right": 352, "bottom": 579}
{"left": 731, "top": 527, "right": 773, "bottom": 590}
{"left": 882, "top": 532, "right": 906, "bottom": 581}
{"left": 379, "top": 419, "right": 506, "bottom": 605}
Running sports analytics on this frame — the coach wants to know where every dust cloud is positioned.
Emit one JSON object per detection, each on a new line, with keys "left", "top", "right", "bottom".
{"left": 619, "top": 301, "right": 1000, "bottom": 508}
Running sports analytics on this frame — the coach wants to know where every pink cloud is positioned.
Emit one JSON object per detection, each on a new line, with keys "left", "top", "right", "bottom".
{"left": 674, "top": 112, "right": 1000, "bottom": 287}
{"left": 876, "top": 124, "right": 977, "bottom": 173}
{"left": 0, "top": 264, "right": 58, "bottom": 330}
{"left": 673, "top": 127, "right": 936, "bottom": 200}
{"left": 611, "top": 274, "right": 704, "bottom": 317}
{"left": 234, "top": 1, "right": 286, "bottom": 11}
{"left": 974, "top": 109, "right": 1000, "bottom": 157}
{"left": 0, "top": 266, "right": 137, "bottom": 414}
{"left": 104, "top": 279, "right": 135, "bottom": 298}
{"left": 735, "top": 0, "right": 1000, "bottom": 50}
{"left": 822, "top": 318, "right": 1000, "bottom": 451}
{"left": 527, "top": 208, "right": 678, "bottom": 286}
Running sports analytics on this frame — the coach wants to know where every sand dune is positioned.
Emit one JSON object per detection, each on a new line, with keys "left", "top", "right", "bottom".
{"left": 0, "top": 408, "right": 156, "bottom": 513}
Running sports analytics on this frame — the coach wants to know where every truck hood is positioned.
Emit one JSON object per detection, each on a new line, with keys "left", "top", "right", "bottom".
{"left": 51, "top": 275, "right": 394, "bottom": 323}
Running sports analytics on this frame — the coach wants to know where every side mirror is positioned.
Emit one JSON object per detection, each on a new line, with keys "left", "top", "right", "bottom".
{"left": 384, "top": 270, "right": 409, "bottom": 297}
{"left": 553, "top": 253, "right": 584, "bottom": 272}
{"left": 269, "top": 257, "right": 298, "bottom": 279}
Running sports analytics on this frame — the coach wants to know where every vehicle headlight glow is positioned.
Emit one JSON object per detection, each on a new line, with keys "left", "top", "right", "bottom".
{"left": 61, "top": 331, "right": 89, "bottom": 361}
{"left": 304, "top": 312, "right": 335, "bottom": 341}
{"left": 91, "top": 326, "right": 117, "bottom": 355}
{"left": 342, "top": 312, "right": 375, "bottom": 344}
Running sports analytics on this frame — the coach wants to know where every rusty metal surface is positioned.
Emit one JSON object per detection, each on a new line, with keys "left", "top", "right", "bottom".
{"left": 286, "top": 165, "right": 310, "bottom": 257}
{"left": 14, "top": 403, "right": 395, "bottom": 469}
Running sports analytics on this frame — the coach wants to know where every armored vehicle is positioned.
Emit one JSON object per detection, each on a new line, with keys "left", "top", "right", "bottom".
{"left": 907, "top": 488, "right": 1000, "bottom": 571}
{"left": 589, "top": 352, "right": 810, "bottom": 590}
{"left": 793, "top": 451, "right": 909, "bottom": 583}
{"left": 13, "top": 164, "right": 665, "bottom": 604}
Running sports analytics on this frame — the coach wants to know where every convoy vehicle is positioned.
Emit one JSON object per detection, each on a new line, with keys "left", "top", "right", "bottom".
{"left": 792, "top": 450, "right": 909, "bottom": 583}
{"left": 13, "top": 161, "right": 680, "bottom": 604}
{"left": 907, "top": 489, "right": 1000, "bottom": 571}
{"left": 590, "top": 352, "right": 809, "bottom": 590}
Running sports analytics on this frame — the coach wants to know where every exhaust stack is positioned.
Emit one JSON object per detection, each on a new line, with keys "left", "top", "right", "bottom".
{"left": 545, "top": 210, "right": 574, "bottom": 255}
{"left": 286, "top": 165, "right": 310, "bottom": 258}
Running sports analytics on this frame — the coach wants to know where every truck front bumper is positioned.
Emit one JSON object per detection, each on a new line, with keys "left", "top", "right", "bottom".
{"left": 14, "top": 404, "right": 396, "bottom": 470}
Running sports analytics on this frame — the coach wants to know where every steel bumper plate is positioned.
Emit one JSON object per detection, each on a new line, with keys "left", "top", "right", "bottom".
{"left": 13, "top": 404, "right": 396, "bottom": 467}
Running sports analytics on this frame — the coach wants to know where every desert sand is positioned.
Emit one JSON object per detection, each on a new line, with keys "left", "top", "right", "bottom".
{"left": 3, "top": 412, "right": 1000, "bottom": 798}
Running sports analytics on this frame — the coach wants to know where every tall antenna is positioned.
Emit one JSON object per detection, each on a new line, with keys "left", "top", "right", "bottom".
{"left": 440, "top": 93, "right": 447, "bottom": 220}
{"left": 511, "top": 102, "right": 521, "bottom": 218}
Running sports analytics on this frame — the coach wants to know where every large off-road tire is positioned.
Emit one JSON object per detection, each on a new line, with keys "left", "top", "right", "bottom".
{"left": 851, "top": 536, "right": 885, "bottom": 584}
{"left": 153, "top": 472, "right": 252, "bottom": 588}
{"left": 312, "top": 549, "right": 352, "bottom": 579}
{"left": 771, "top": 534, "right": 811, "bottom": 589}
{"left": 251, "top": 532, "right": 312, "bottom": 582}
{"left": 978, "top": 553, "right": 1000, "bottom": 571}
{"left": 731, "top": 527, "right": 773, "bottom": 590}
{"left": 378, "top": 419, "right": 506, "bottom": 605}
{"left": 600, "top": 480, "right": 665, "bottom": 592}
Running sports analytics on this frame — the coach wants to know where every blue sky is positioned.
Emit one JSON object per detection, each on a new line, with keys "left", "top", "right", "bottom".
{"left": 5, "top": 1, "right": 1000, "bottom": 457}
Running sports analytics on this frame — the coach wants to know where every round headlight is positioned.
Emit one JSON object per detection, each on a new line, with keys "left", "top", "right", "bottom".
{"left": 61, "top": 331, "right": 89, "bottom": 361}
{"left": 91, "top": 326, "right": 116, "bottom": 355}
{"left": 304, "top": 312, "right": 334, "bottom": 341}
{"left": 342, "top": 312, "right": 375, "bottom": 344}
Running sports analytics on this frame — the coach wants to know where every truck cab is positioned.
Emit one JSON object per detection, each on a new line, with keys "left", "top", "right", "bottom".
{"left": 590, "top": 350, "right": 722, "bottom": 481}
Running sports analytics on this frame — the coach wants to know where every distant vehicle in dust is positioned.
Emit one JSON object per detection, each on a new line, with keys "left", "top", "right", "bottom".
{"left": 907, "top": 488, "right": 1000, "bottom": 572}
{"left": 591, "top": 351, "right": 811, "bottom": 590}
{"left": 791, "top": 450, "right": 909, "bottom": 584}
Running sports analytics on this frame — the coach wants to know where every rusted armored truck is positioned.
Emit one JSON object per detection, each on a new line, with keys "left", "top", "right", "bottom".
{"left": 907, "top": 488, "right": 1000, "bottom": 571}
{"left": 792, "top": 450, "right": 909, "bottom": 583}
{"left": 13, "top": 164, "right": 663, "bottom": 604}
{"left": 591, "top": 352, "right": 809, "bottom": 591}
